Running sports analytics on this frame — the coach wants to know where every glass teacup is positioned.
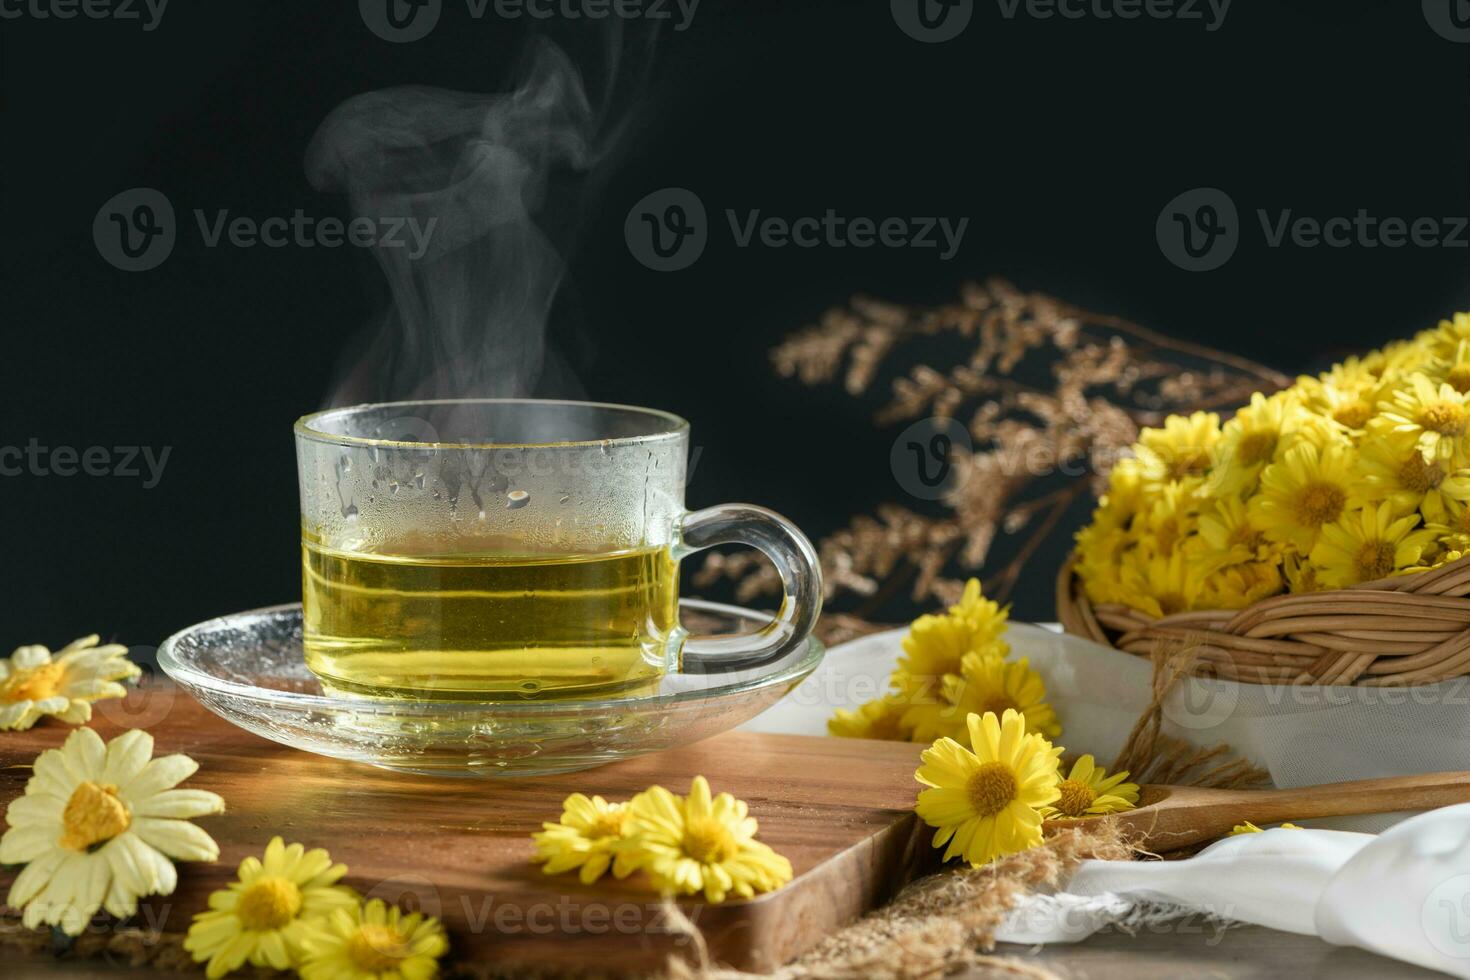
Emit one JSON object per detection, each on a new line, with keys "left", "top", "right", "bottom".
{"left": 294, "top": 399, "right": 821, "bottom": 700}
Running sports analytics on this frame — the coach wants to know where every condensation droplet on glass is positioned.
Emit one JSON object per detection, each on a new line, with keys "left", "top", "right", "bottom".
{"left": 507, "top": 490, "right": 531, "bottom": 509}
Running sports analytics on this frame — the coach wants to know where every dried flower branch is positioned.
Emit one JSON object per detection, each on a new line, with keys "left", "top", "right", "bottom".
{"left": 706, "top": 278, "right": 1289, "bottom": 641}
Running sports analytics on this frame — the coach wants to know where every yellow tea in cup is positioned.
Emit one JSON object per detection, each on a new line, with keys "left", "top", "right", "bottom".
{"left": 294, "top": 400, "right": 821, "bottom": 701}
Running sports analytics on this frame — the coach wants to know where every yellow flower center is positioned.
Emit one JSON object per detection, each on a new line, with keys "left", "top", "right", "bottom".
{"left": 682, "top": 816, "right": 739, "bottom": 865}
{"left": 347, "top": 924, "right": 410, "bottom": 974}
{"left": 966, "top": 761, "right": 1018, "bottom": 818}
{"left": 1419, "top": 401, "right": 1467, "bottom": 436}
{"left": 1167, "top": 450, "right": 1211, "bottom": 481}
{"left": 1333, "top": 399, "right": 1373, "bottom": 430}
{"left": 1053, "top": 778, "right": 1097, "bottom": 818}
{"left": 977, "top": 695, "right": 1018, "bottom": 718}
{"left": 1355, "top": 539, "right": 1396, "bottom": 582}
{"left": 587, "top": 809, "right": 626, "bottom": 840}
{"left": 1229, "top": 524, "right": 1263, "bottom": 552}
{"left": 1399, "top": 452, "right": 1445, "bottom": 493}
{"left": 59, "top": 781, "right": 130, "bottom": 852}
{"left": 0, "top": 661, "right": 66, "bottom": 704}
{"left": 1293, "top": 482, "right": 1346, "bottom": 528}
{"left": 235, "top": 877, "right": 302, "bottom": 931}
{"left": 1157, "top": 593, "right": 1187, "bottom": 616}
{"left": 1449, "top": 364, "right": 1470, "bottom": 394}
{"left": 1235, "top": 431, "right": 1277, "bottom": 467}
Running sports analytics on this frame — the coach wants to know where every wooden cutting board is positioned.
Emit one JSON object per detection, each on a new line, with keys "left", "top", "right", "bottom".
{"left": 0, "top": 683, "right": 933, "bottom": 975}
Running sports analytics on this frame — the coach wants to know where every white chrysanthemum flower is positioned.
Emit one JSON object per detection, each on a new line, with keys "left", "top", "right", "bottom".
{"left": 1, "top": 727, "right": 225, "bottom": 934}
{"left": 0, "top": 635, "right": 141, "bottom": 731}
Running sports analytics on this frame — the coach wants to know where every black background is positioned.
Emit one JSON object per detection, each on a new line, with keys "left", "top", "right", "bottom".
{"left": 4, "top": 0, "right": 1470, "bottom": 650}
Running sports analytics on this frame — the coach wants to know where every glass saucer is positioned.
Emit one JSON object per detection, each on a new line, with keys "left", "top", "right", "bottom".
{"left": 157, "top": 600, "right": 823, "bottom": 778}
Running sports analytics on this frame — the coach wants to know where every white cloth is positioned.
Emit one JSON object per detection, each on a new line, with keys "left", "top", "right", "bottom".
{"left": 742, "top": 623, "right": 1470, "bottom": 973}
{"left": 996, "top": 805, "right": 1470, "bottom": 977}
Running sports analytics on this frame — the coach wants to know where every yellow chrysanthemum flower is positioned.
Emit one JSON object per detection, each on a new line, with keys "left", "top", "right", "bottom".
{"left": 947, "top": 578, "right": 1009, "bottom": 637}
{"left": 185, "top": 837, "right": 358, "bottom": 979}
{"left": 897, "top": 612, "right": 1009, "bottom": 685}
{"left": 531, "top": 793, "right": 631, "bottom": 885}
{"left": 914, "top": 710, "right": 1062, "bottom": 867}
{"left": 1132, "top": 411, "right": 1221, "bottom": 491}
{"left": 1075, "top": 519, "right": 1135, "bottom": 606}
{"left": 911, "top": 652, "right": 1061, "bottom": 745}
{"left": 828, "top": 694, "right": 912, "bottom": 742}
{"left": 1377, "top": 373, "right": 1470, "bottom": 464}
{"left": 0, "top": 635, "right": 140, "bottom": 731}
{"left": 1310, "top": 502, "right": 1438, "bottom": 588}
{"left": 1423, "top": 313, "right": 1470, "bottom": 361}
{"left": 615, "top": 776, "right": 792, "bottom": 903}
{"left": 1207, "top": 392, "right": 1305, "bottom": 496}
{"left": 1356, "top": 431, "right": 1470, "bottom": 522}
{"left": 1250, "top": 440, "right": 1361, "bottom": 553}
{"left": 1116, "top": 545, "right": 1206, "bottom": 618}
{"left": 1197, "top": 560, "right": 1284, "bottom": 610}
{"left": 1041, "top": 755, "right": 1139, "bottom": 819}
{"left": 1, "top": 728, "right": 223, "bottom": 935}
{"left": 1191, "top": 496, "right": 1275, "bottom": 571}
{"left": 299, "top": 898, "right": 448, "bottom": 980}
{"left": 1428, "top": 338, "right": 1470, "bottom": 394}
{"left": 1128, "top": 479, "right": 1202, "bottom": 556}
{"left": 1296, "top": 357, "right": 1383, "bottom": 432}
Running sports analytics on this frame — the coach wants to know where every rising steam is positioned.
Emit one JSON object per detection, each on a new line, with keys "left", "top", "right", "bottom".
{"left": 305, "top": 35, "right": 639, "bottom": 405}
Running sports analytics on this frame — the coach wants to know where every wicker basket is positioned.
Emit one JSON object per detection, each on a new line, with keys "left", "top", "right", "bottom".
{"left": 1056, "top": 553, "right": 1470, "bottom": 686}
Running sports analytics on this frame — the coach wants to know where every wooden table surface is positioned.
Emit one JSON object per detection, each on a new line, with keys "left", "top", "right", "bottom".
{"left": 12, "top": 925, "right": 1444, "bottom": 977}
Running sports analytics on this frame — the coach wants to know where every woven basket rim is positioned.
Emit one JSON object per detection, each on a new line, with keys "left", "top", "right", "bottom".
{"left": 1055, "top": 551, "right": 1470, "bottom": 687}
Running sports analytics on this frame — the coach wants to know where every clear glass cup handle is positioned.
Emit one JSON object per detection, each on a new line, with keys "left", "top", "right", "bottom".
{"left": 671, "top": 504, "right": 823, "bottom": 674}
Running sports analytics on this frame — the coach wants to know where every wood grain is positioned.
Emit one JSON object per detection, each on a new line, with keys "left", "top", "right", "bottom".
{"left": 0, "top": 684, "right": 933, "bottom": 974}
{"left": 1055, "top": 774, "right": 1470, "bottom": 852}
